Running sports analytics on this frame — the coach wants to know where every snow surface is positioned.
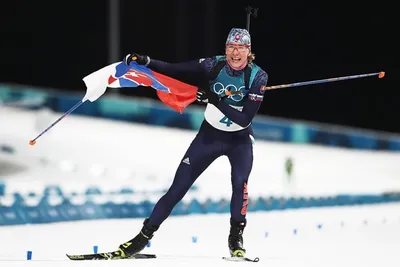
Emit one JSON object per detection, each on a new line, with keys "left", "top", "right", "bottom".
{"left": 1, "top": 203, "right": 399, "bottom": 267}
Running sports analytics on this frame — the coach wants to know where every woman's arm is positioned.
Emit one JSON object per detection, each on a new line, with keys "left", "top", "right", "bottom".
{"left": 148, "top": 57, "right": 216, "bottom": 78}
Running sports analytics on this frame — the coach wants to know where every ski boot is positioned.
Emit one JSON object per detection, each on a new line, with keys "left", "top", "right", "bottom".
{"left": 118, "top": 218, "right": 159, "bottom": 257}
{"left": 228, "top": 218, "right": 246, "bottom": 257}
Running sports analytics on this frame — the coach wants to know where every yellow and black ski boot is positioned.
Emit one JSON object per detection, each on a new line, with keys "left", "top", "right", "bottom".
{"left": 228, "top": 218, "right": 246, "bottom": 257}
{"left": 118, "top": 218, "right": 159, "bottom": 258}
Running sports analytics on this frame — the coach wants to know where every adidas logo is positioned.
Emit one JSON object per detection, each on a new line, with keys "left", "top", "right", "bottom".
{"left": 182, "top": 157, "right": 190, "bottom": 165}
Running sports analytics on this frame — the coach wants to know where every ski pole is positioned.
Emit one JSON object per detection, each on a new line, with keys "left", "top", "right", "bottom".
{"left": 264, "top": 71, "right": 385, "bottom": 91}
{"left": 226, "top": 71, "right": 385, "bottom": 95}
{"left": 29, "top": 100, "right": 86, "bottom": 146}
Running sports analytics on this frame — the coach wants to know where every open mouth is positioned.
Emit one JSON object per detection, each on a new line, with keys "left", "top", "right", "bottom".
{"left": 231, "top": 57, "right": 241, "bottom": 63}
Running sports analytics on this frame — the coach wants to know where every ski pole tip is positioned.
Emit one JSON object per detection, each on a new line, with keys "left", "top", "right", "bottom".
{"left": 378, "top": 71, "right": 385, "bottom": 79}
{"left": 29, "top": 140, "right": 36, "bottom": 146}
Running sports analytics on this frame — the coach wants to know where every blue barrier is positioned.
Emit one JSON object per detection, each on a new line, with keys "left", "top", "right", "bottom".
{"left": 0, "top": 184, "right": 197, "bottom": 200}
{"left": 1, "top": 192, "right": 400, "bottom": 226}
{"left": 1, "top": 85, "right": 399, "bottom": 151}
{"left": 0, "top": 181, "right": 4, "bottom": 196}
{"left": 43, "top": 185, "right": 64, "bottom": 196}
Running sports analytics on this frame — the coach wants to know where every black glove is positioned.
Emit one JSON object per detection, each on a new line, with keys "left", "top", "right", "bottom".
{"left": 123, "top": 53, "right": 150, "bottom": 66}
{"left": 196, "top": 89, "right": 220, "bottom": 106}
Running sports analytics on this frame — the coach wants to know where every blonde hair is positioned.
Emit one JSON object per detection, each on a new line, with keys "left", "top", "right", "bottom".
{"left": 247, "top": 52, "right": 255, "bottom": 63}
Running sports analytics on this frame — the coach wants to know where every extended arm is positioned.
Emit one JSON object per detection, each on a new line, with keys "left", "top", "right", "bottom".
{"left": 148, "top": 59, "right": 206, "bottom": 77}
{"left": 123, "top": 52, "right": 217, "bottom": 80}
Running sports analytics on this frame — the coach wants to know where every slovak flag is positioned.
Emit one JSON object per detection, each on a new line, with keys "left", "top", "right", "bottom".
{"left": 82, "top": 61, "right": 198, "bottom": 113}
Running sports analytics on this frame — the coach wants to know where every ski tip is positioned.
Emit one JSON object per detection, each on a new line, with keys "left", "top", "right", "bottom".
{"left": 222, "top": 256, "right": 260, "bottom": 262}
{"left": 66, "top": 254, "right": 83, "bottom": 260}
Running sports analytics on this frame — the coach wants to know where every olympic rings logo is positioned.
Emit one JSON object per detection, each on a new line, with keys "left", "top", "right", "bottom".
{"left": 212, "top": 82, "right": 245, "bottom": 102}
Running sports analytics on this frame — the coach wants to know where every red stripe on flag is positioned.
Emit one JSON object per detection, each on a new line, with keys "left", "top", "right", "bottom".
{"left": 151, "top": 71, "right": 198, "bottom": 113}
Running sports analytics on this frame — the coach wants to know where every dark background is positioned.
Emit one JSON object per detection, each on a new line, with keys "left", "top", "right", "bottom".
{"left": 1, "top": 0, "right": 399, "bottom": 133}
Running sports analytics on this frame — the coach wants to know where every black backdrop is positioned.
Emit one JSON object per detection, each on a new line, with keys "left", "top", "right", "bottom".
{"left": 1, "top": 0, "right": 399, "bottom": 133}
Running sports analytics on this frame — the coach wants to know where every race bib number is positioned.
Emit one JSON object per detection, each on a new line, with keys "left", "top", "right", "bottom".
{"left": 204, "top": 104, "right": 249, "bottom": 132}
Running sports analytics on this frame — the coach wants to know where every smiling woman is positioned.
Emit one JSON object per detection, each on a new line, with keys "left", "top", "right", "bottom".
{"left": 224, "top": 28, "right": 255, "bottom": 69}
{"left": 115, "top": 27, "right": 269, "bottom": 259}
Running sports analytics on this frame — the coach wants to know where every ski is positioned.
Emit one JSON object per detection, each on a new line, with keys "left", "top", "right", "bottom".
{"left": 222, "top": 256, "right": 260, "bottom": 262}
{"left": 67, "top": 249, "right": 259, "bottom": 262}
{"left": 66, "top": 249, "right": 156, "bottom": 260}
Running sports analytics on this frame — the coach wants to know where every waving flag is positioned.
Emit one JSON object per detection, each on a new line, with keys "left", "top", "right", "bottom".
{"left": 28, "top": 61, "right": 198, "bottom": 146}
{"left": 83, "top": 61, "right": 198, "bottom": 114}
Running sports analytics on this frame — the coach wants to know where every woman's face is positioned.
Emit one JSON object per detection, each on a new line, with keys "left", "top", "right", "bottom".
{"left": 225, "top": 43, "right": 250, "bottom": 69}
